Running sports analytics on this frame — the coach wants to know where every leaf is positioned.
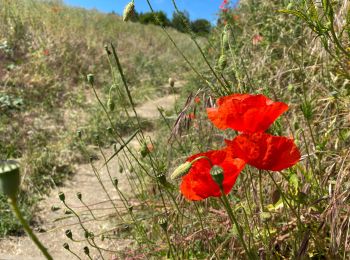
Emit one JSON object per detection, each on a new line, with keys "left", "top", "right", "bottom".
{"left": 278, "top": 9, "right": 309, "bottom": 22}
{"left": 289, "top": 173, "right": 299, "bottom": 194}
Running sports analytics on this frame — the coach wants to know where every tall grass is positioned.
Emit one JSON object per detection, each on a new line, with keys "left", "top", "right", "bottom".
{"left": 0, "top": 0, "right": 199, "bottom": 236}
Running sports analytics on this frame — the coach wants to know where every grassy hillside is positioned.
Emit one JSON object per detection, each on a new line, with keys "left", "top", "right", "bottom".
{"left": 0, "top": 0, "right": 200, "bottom": 236}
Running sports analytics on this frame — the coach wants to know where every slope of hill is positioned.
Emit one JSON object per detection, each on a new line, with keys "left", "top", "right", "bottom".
{"left": 0, "top": 0, "right": 201, "bottom": 236}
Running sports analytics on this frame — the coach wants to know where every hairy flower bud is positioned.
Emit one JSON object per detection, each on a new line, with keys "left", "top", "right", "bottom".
{"left": 123, "top": 1, "right": 135, "bottom": 22}
{"left": 217, "top": 54, "right": 227, "bottom": 71}
{"left": 76, "top": 192, "right": 82, "bottom": 201}
{"left": 107, "top": 98, "right": 115, "bottom": 112}
{"left": 170, "top": 161, "right": 192, "bottom": 180}
{"left": 222, "top": 25, "right": 230, "bottom": 51}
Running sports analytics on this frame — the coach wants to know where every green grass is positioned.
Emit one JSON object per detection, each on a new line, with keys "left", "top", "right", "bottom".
{"left": 0, "top": 0, "right": 200, "bottom": 236}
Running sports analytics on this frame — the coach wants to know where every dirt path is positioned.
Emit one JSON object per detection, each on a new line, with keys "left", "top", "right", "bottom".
{"left": 0, "top": 86, "right": 181, "bottom": 260}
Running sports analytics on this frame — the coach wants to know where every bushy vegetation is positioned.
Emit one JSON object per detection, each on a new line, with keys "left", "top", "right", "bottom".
{"left": 133, "top": 10, "right": 212, "bottom": 36}
{"left": 1, "top": 0, "right": 350, "bottom": 259}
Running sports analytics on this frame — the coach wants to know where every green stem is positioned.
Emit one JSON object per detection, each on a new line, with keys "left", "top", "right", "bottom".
{"left": 219, "top": 192, "right": 253, "bottom": 259}
{"left": 164, "top": 229, "right": 176, "bottom": 259}
{"left": 194, "top": 203, "right": 219, "bottom": 259}
{"left": 9, "top": 197, "right": 53, "bottom": 260}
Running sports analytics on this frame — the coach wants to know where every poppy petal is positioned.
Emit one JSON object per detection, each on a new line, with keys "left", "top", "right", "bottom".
{"left": 207, "top": 94, "right": 288, "bottom": 133}
{"left": 179, "top": 150, "right": 246, "bottom": 201}
{"left": 226, "top": 132, "right": 301, "bottom": 171}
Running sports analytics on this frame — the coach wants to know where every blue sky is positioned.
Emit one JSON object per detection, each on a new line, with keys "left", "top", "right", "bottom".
{"left": 63, "top": 0, "right": 237, "bottom": 23}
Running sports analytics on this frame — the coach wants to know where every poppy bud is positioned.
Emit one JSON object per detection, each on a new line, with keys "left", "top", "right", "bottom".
{"left": 104, "top": 45, "right": 111, "bottom": 55}
{"left": 170, "top": 161, "right": 192, "bottom": 180}
{"left": 64, "top": 209, "right": 72, "bottom": 215}
{"left": 168, "top": 77, "right": 175, "bottom": 88}
{"left": 0, "top": 160, "right": 20, "bottom": 199}
{"left": 140, "top": 143, "right": 150, "bottom": 158}
{"left": 63, "top": 243, "right": 70, "bottom": 250}
{"left": 123, "top": 1, "right": 135, "bottom": 22}
{"left": 107, "top": 98, "right": 115, "bottom": 112}
{"left": 84, "top": 230, "right": 91, "bottom": 239}
{"left": 76, "top": 192, "right": 82, "bottom": 200}
{"left": 210, "top": 165, "right": 224, "bottom": 189}
{"left": 158, "top": 217, "right": 168, "bottom": 231}
{"left": 127, "top": 204, "right": 133, "bottom": 212}
{"left": 113, "top": 177, "right": 118, "bottom": 187}
{"left": 83, "top": 246, "right": 90, "bottom": 255}
{"left": 156, "top": 172, "right": 167, "bottom": 186}
{"left": 58, "top": 192, "right": 65, "bottom": 202}
{"left": 87, "top": 74, "right": 94, "bottom": 85}
{"left": 77, "top": 130, "right": 82, "bottom": 139}
{"left": 107, "top": 127, "right": 113, "bottom": 134}
{"left": 65, "top": 229, "right": 73, "bottom": 240}
{"left": 51, "top": 205, "right": 60, "bottom": 212}
{"left": 119, "top": 166, "right": 123, "bottom": 173}
{"left": 217, "top": 54, "right": 227, "bottom": 71}
{"left": 222, "top": 25, "right": 230, "bottom": 51}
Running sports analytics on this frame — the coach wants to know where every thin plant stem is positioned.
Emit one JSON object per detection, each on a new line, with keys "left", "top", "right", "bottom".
{"left": 194, "top": 203, "right": 219, "bottom": 259}
{"left": 62, "top": 201, "right": 105, "bottom": 259}
{"left": 219, "top": 192, "right": 254, "bottom": 259}
{"left": 9, "top": 197, "right": 53, "bottom": 260}
{"left": 144, "top": 0, "right": 216, "bottom": 92}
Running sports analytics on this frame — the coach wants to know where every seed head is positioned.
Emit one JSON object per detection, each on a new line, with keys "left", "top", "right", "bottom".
{"left": 58, "top": 192, "right": 65, "bottom": 202}
{"left": 158, "top": 217, "right": 168, "bottom": 231}
{"left": 87, "top": 74, "right": 94, "bottom": 85}
{"left": 0, "top": 160, "right": 20, "bottom": 199}
{"left": 210, "top": 165, "right": 224, "bottom": 189}
{"left": 65, "top": 229, "right": 73, "bottom": 240}
{"left": 76, "top": 192, "right": 82, "bottom": 200}
{"left": 83, "top": 246, "right": 90, "bottom": 255}
{"left": 63, "top": 243, "right": 70, "bottom": 250}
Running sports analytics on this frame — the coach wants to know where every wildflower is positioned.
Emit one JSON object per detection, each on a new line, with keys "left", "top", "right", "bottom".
{"left": 252, "top": 34, "right": 263, "bottom": 45}
{"left": 220, "top": 0, "right": 229, "bottom": 12}
{"left": 225, "top": 132, "right": 301, "bottom": 171}
{"left": 207, "top": 93, "right": 288, "bottom": 133}
{"left": 42, "top": 49, "right": 50, "bottom": 56}
{"left": 180, "top": 150, "right": 245, "bottom": 201}
{"left": 194, "top": 97, "right": 200, "bottom": 104}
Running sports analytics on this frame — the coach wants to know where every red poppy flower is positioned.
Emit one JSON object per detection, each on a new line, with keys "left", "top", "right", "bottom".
{"left": 194, "top": 97, "right": 201, "bottom": 104}
{"left": 180, "top": 150, "right": 246, "bottom": 201}
{"left": 225, "top": 132, "right": 301, "bottom": 171}
{"left": 207, "top": 94, "right": 288, "bottom": 133}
